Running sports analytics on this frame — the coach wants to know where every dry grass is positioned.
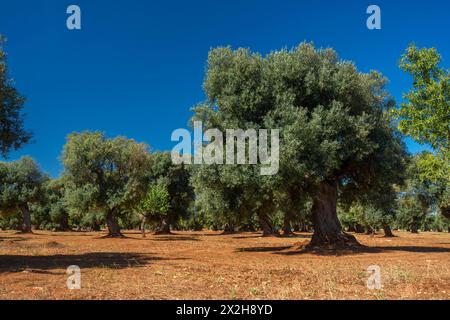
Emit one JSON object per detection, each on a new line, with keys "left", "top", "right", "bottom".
{"left": 0, "top": 230, "right": 449, "bottom": 300}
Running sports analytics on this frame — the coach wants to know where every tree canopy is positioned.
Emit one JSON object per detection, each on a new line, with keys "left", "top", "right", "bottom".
{"left": 0, "top": 156, "right": 47, "bottom": 232}
{"left": 394, "top": 45, "right": 450, "bottom": 218}
{"left": 192, "top": 43, "right": 408, "bottom": 246}
{"left": 0, "top": 36, "right": 32, "bottom": 157}
{"left": 62, "top": 131, "right": 151, "bottom": 237}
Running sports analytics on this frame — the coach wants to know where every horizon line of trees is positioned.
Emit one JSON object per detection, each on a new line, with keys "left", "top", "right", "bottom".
{"left": 1, "top": 38, "right": 449, "bottom": 246}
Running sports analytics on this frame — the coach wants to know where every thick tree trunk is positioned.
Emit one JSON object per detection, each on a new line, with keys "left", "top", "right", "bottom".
{"left": 154, "top": 216, "right": 171, "bottom": 235}
{"left": 258, "top": 212, "right": 279, "bottom": 237}
{"left": 383, "top": 225, "right": 395, "bottom": 237}
{"left": 282, "top": 215, "right": 293, "bottom": 236}
{"left": 222, "top": 223, "right": 236, "bottom": 234}
{"left": 58, "top": 214, "right": 70, "bottom": 231}
{"left": 92, "top": 221, "right": 101, "bottom": 232}
{"left": 410, "top": 226, "right": 419, "bottom": 234}
{"left": 105, "top": 210, "right": 123, "bottom": 238}
{"left": 20, "top": 204, "right": 32, "bottom": 233}
{"left": 309, "top": 180, "right": 358, "bottom": 247}
{"left": 441, "top": 205, "right": 450, "bottom": 219}
{"left": 355, "top": 225, "right": 365, "bottom": 233}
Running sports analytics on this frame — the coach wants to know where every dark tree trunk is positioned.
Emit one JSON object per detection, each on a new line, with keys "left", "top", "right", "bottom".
{"left": 58, "top": 214, "right": 70, "bottom": 231}
{"left": 92, "top": 222, "right": 101, "bottom": 232}
{"left": 105, "top": 210, "right": 123, "bottom": 238}
{"left": 154, "top": 215, "right": 171, "bottom": 235}
{"left": 383, "top": 225, "right": 395, "bottom": 237}
{"left": 258, "top": 212, "right": 279, "bottom": 237}
{"left": 410, "top": 226, "right": 419, "bottom": 234}
{"left": 20, "top": 204, "right": 32, "bottom": 233}
{"left": 283, "top": 215, "right": 293, "bottom": 236}
{"left": 309, "top": 180, "right": 358, "bottom": 247}
{"left": 441, "top": 205, "right": 450, "bottom": 219}
{"left": 222, "top": 223, "right": 236, "bottom": 234}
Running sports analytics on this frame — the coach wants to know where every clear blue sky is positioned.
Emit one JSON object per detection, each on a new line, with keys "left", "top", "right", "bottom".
{"left": 1, "top": 0, "right": 447, "bottom": 177}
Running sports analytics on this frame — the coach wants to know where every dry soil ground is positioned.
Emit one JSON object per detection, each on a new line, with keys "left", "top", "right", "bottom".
{"left": 0, "top": 230, "right": 449, "bottom": 300}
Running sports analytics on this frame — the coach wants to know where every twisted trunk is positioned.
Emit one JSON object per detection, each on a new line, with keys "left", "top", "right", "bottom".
{"left": 20, "top": 204, "right": 32, "bottom": 233}
{"left": 258, "top": 212, "right": 279, "bottom": 237}
{"left": 283, "top": 215, "right": 293, "bottom": 236}
{"left": 105, "top": 210, "right": 123, "bottom": 238}
{"left": 154, "top": 215, "right": 171, "bottom": 235}
{"left": 309, "top": 180, "right": 358, "bottom": 247}
{"left": 222, "top": 223, "right": 236, "bottom": 234}
{"left": 58, "top": 214, "right": 70, "bottom": 231}
{"left": 383, "top": 225, "right": 395, "bottom": 237}
{"left": 441, "top": 205, "right": 450, "bottom": 219}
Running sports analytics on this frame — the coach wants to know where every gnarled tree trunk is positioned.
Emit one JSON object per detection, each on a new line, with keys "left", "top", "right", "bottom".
{"left": 441, "top": 205, "right": 450, "bottom": 219}
{"left": 283, "top": 215, "right": 293, "bottom": 236}
{"left": 20, "top": 204, "right": 32, "bottom": 233}
{"left": 222, "top": 223, "right": 236, "bottom": 234}
{"left": 154, "top": 215, "right": 171, "bottom": 235}
{"left": 105, "top": 210, "right": 123, "bottom": 238}
{"left": 309, "top": 180, "right": 358, "bottom": 247}
{"left": 383, "top": 225, "right": 395, "bottom": 237}
{"left": 58, "top": 214, "right": 70, "bottom": 231}
{"left": 258, "top": 212, "right": 279, "bottom": 237}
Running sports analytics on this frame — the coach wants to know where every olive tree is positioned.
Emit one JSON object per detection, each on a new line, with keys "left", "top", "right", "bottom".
{"left": 194, "top": 43, "right": 407, "bottom": 246}
{"left": 0, "top": 157, "right": 47, "bottom": 232}
{"left": 143, "top": 152, "right": 194, "bottom": 234}
{"left": 0, "top": 36, "right": 31, "bottom": 157}
{"left": 62, "top": 131, "right": 151, "bottom": 237}
{"left": 137, "top": 179, "right": 170, "bottom": 236}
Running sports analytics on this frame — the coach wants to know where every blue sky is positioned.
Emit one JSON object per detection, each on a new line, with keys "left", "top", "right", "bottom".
{"left": 0, "top": 0, "right": 447, "bottom": 177}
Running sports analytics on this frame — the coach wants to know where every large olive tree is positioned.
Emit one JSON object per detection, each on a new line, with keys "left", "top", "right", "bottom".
{"left": 193, "top": 43, "right": 407, "bottom": 246}
{"left": 62, "top": 131, "right": 151, "bottom": 237}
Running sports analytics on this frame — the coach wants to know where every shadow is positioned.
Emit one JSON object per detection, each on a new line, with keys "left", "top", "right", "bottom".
{"left": 280, "top": 234, "right": 312, "bottom": 239}
{"left": 373, "top": 246, "right": 450, "bottom": 253}
{"left": 145, "top": 236, "right": 200, "bottom": 242}
{"left": 236, "top": 244, "right": 450, "bottom": 257}
{"left": 0, "top": 252, "right": 172, "bottom": 273}
{"left": 236, "top": 246, "right": 292, "bottom": 253}
{"left": 0, "top": 236, "right": 28, "bottom": 242}
{"left": 232, "top": 235, "right": 267, "bottom": 239}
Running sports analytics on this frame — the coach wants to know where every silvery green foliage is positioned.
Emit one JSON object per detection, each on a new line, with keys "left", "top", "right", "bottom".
{"left": 62, "top": 131, "right": 151, "bottom": 219}
{"left": 192, "top": 43, "right": 407, "bottom": 225}
{"left": 0, "top": 156, "right": 47, "bottom": 215}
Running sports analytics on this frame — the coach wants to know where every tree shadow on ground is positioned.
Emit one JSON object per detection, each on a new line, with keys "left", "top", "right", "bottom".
{"left": 144, "top": 236, "right": 201, "bottom": 242}
{"left": 0, "top": 236, "right": 28, "bottom": 242}
{"left": 237, "top": 246, "right": 293, "bottom": 253}
{"left": 0, "top": 252, "right": 176, "bottom": 273}
{"left": 236, "top": 245, "right": 450, "bottom": 257}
